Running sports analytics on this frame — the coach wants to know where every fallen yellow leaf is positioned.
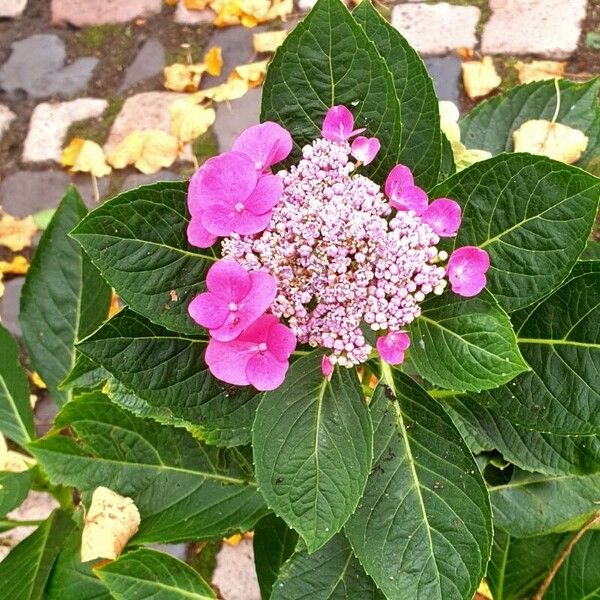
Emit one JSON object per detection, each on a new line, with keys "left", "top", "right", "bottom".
{"left": 439, "top": 100, "right": 461, "bottom": 143}
{"left": 107, "top": 130, "right": 180, "bottom": 174}
{"left": 516, "top": 60, "right": 566, "bottom": 84}
{"left": 0, "top": 213, "right": 37, "bottom": 252}
{"left": 81, "top": 487, "right": 141, "bottom": 562}
{"left": 253, "top": 30, "right": 287, "bottom": 53}
{"left": 170, "top": 99, "right": 216, "bottom": 144}
{"left": 224, "top": 533, "right": 243, "bottom": 545}
{"left": 194, "top": 77, "right": 250, "bottom": 102}
{"left": 210, "top": 0, "right": 292, "bottom": 27}
{"left": 185, "top": 0, "right": 211, "bottom": 7}
{"left": 513, "top": 119, "right": 588, "bottom": 164}
{"left": 231, "top": 59, "right": 268, "bottom": 88}
{"left": 30, "top": 371, "right": 46, "bottom": 389}
{"left": 0, "top": 255, "right": 29, "bottom": 275}
{"left": 164, "top": 62, "right": 206, "bottom": 93}
{"left": 0, "top": 432, "right": 36, "bottom": 472}
{"left": 61, "top": 138, "right": 112, "bottom": 178}
{"left": 204, "top": 46, "right": 223, "bottom": 77}
{"left": 461, "top": 57, "right": 501, "bottom": 100}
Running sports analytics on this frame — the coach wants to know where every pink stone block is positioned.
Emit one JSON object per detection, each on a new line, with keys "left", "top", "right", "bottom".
{"left": 51, "top": 0, "right": 163, "bottom": 27}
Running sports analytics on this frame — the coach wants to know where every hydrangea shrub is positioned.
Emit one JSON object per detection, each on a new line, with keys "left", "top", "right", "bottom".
{"left": 1, "top": 0, "right": 600, "bottom": 597}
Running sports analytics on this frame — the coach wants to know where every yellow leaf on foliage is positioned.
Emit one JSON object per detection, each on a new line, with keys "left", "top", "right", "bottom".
{"left": 0, "top": 213, "right": 37, "bottom": 252}
{"left": 108, "top": 291, "right": 121, "bottom": 318}
{"left": 170, "top": 99, "right": 216, "bottom": 144}
{"left": 107, "top": 130, "right": 180, "bottom": 174}
{"left": 61, "top": 138, "right": 112, "bottom": 178}
{"left": 516, "top": 60, "right": 566, "bottom": 84}
{"left": 461, "top": 56, "right": 501, "bottom": 100}
{"left": 232, "top": 59, "right": 268, "bottom": 88}
{"left": 0, "top": 255, "right": 29, "bottom": 275}
{"left": 204, "top": 46, "right": 223, "bottom": 77}
{"left": 31, "top": 371, "right": 46, "bottom": 389}
{"left": 81, "top": 487, "right": 141, "bottom": 562}
{"left": 253, "top": 30, "right": 287, "bottom": 53}
{"left": 164, "top": 62, "right": 206, "bottom": 92}
{"left": 513, "top": 119, "right": 588, "bottom": 164}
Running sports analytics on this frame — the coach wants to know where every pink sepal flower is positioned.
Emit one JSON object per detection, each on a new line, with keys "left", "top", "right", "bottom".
{"left": 377, "top": 331, "right": 411, "bottom": 365}
{"left": 205, "top": 314, "right": 296, "bottom": 391}
{"left": 351, "top": 136, "right": 381, "bottom": 166}
{"left": 421, "top": 198, "right": 462, "bottom": 237}
{"left": 384, "top": 164, "right": 428, "bottom": 215}
{"left": 447, "top": 246, "right": 490, "bottom": 297}
{"left": 232, "top": 122, "right": 293, "bottom": 172}
{"left": 321, "top": 355, "right": 334, "bottom": 379}
{"left": 187, "top": 218, "right": 218, "bottom": 249}
{"left": 188, "top": 260, "right": 277, "bottom": 342}
{"left": 321, "top": 106, "right": 365, "bottom": 142}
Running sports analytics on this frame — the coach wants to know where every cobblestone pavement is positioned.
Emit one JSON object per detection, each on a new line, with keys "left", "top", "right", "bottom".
{"left": 0, "top": 0, "right": 599, "bottom": 594}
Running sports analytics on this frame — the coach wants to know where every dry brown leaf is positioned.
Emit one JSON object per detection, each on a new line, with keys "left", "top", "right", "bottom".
{"left": 164, "top": 62, "right": 206, "bottom": 93}
{"left": 204, "top": 46, "right": 223, "bottom": 77}
{"left": 455, "top": 47, "right": 474, "bottom": 60}
{"left": 107, "top": 130, "right": 180, "bottom": 174}
{"left": 170, "top": 99, "right": 216, "bottom": 144}
{"left": 461, "top": 57, "right": 501, "bottom": 99}
{"left": 61, "top": 138, "right": 112, "bottom": 178}
{"left": 0, "top": 213, "right": 37, "bottom": 252}
{"left": 516, "top": 60, "right": 566, "bottom": 84}
{"left": 81, "top": 487, "right": 141, "bottom": 562}
{"left": 513, "top": 119, "right": 588, "bottom": 164}
{"left": 108, "top": 291, "right": 122, "bottom": 318}
{"left": 253, "top": 30, "right": 287, "bottom": 53}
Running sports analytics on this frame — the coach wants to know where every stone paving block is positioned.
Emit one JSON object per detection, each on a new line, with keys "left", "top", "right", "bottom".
{"left": 0, "top": 104, "right": 16, "bottom": 141}
{"left": 51, "top": 0, "right": 163, "bottom": 27}
{"left": 391, "top": 2, "right": 480, "bottom": 56}
{"left": 212, "top": 539, "right": 261, "bottom": 600}
{"left": 214, "top": 87, "right": 261, "bottom": 151}
{"left": 122, "top": 170, "right": 182, "bottom": 191}
{"left": 0, "top": 0, "right": 27, "bottom": 17}
{"left": 0, "top": 277, "right": 24, "bottom": 338}
{"left": 22, "top": 98, "right": 108, "bottom": 163}
{"left": 482, "top": 0, "right": 587, "bottom": 58}
{"left": 0, "top": 34, "right": 98, "bottom": 99}
{"left": 119, "top": 38, "right": 165, "bottom": 92}
{"left": 173, "top": 2, "right": 213, "bottom": 23}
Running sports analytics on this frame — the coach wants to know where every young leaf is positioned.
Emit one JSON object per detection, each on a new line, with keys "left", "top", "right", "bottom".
{"left": 253, "top": 353, "right": 373, "bottom": 553}
{"left": 77, "top": 309, "right": 260, "bottom": 447}
{"left": 430, "top": 154, "right": 600, "bottom": 312}
{"left": 408, "top": 290, "right": 527, "bottom": 392}
{"left": 0, "top": 468, "right": 35, "bottom": 516}
{"left": 71, "top": 181, "right": 216, "bottom": 336}
{"left": 352, "top": 0, "right": 442, "bottom": 189}
{"left": 261, "top": 0, "right": 402, "bottom": 182}
{"left": 270, "top": 534, "right": 384, "bottom": 600}
{"left": 0, "top": 324, "right": 35, "bottom": 446}
{"left": 253, "top": 513, "right": 299, "bottom": 599}
{"left": 345, "top": 369, "right": 492, "bottom": 600}
{"left": 95, "top": 548, "right": 216, "bottom": 599}
{"left": 0, "top": 510, "right": 75, "bottom": 599}
{"left": 20, "top": 186, "right": 112, "bottom": 405}
{"left": 29, "top": 393, "right": 267, "bottom": 544}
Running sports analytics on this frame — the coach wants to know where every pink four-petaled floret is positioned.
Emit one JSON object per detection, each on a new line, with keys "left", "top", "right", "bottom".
{"left": 421, "top": 198, "right": 462, "bottom": 237}
{"left": 384, "top": 164, "right": 429, "bottom": 215}
{"left": 447, "top": 246, "right": 490, "bottom": 297}
{"left": 376, "top": 331, "right": 411, "bottom": 365}
{"left": 232, "top": 121, "right": 293, "bottom": 172}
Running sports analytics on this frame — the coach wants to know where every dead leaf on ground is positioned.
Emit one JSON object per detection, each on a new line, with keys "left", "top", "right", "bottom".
{"left": 204, "top": 46, "right": 224, "bottom": 77}
{"left": 439, "top": 100, "right": 461, "bottom": 143}
{"left": 462, "top": 56, "right": 502, "bottom": 99}
{"left": 253, "top": 30, "right": 287, "bottom": 53}
{"left": 107, "top": 130, "right": 181, "bottom": 174}
{"left": 0, "top": 432, "right": 37, "bottom": 473}
{"left": 190, "top": 0, "right": 292, "bottom": 28}
{"left": 516, "top": 60, "right": 566, "bottom": 84}
{"left": 455, "top": 47, "right": 474, "bottom": 60}
{"left": 81, "top": 486, "right": 141, "bottom": 562}
{"left": 61, "top": 138, "right": 112, "bottom": 178}
{"left": 185, "top": 0, "right": 212, "bottom": 8}
{"left": 231, "top": 59, "right": 268, "bottom": 88}
{"left": 30, "top": 371, "right": 46, "bottom": 390}
{"left": 513, "top": 119, "right": 588, "bottom": 164}
{"left": 0, "top": 255, "right": 29, "bottom": 276}
{"left": 164, "top": 62, "right": 206, "bottom": 93}
{"left": 0, "top": 213, "right": 38, "bottom": 252}
{"left": 170, "top": 99, "right": 216, "bottom": 144}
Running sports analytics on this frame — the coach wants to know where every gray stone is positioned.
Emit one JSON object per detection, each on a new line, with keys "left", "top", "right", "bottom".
{"left": 119, "top": 38, "right": 165, "bottom": 92}
{"left": 212, "top": 539, "right": 261, "bottom": 600}
{"left": 0, "top": 0, "right": 27, "bottom": 18}
{"left": 51, "top": 0, "right": 162, "bottom": 27}
{"left": 173, "top": 3, "right": 212, "bottom": 24}
{"left": 391, "top": 2, "right": 480, "bottom": 56}
{"left": 0, "top": 277, "right": 24, "bottom": 338}
{"left": 0, "top": 34, "right": 98, "bottom": 99}
{"left": 482, "top": 0, "right": 587, "bottom": 58}
{"left": 122, "top": 170, "right": 182, "bottom": 190}
{"left": 424, "top": 55, "right": 462, "bottom": 104}
{"left": 213, "top": 87, "right": 261, "bottom": 151}
{"left": 0, "top": 104, "right": 16, "bottom": 141}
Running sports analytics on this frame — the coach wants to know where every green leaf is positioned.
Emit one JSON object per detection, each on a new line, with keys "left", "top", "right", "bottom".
{"left": 253, "top": 353, "right": 373, "bottom": 553}
{"left": 460, "top": 78, "right": 600, "bottom": 169}
{"left": 261, "top": 0, "right": 402, "bottom": 182}
{"left": 409, "top": 290, "right": 527, "bottom": 392}
{"left": 270, "top": 533, "right": 384, "bottom": 600}
{"left": 430, "top": 153, "right": 600, "bottom": 312}
{"left": 352, "top": 1, "right": 441, "bottom": 189}
{"left": 0, "top": 469, "right": 35, "bottom": 516}
{"left": 0, "top": 510, "right": 75, "bottom": 600}
{"left": 29, "top": 393, "right": 267, "bottom": 543}
{"left": 71, "top": 181, "right": 216, "bottom": 335}
{"left": 490, "top": 469, "right": 600, "bottom": 537}
{"left": 77, "top": 309, "right": 259, "bottom": 447}
{"left": 253, "top": 513, "right": 299, "bottom": 599}
{"left": 60, "top": 353, "right": 109, "bottom": 391}
{"left": 0, "top": 324, "right": 35, "bottom": 446}
{"left": 582, "top": 239, "right": 600, "bottom": 260}
{"left": 345, "top": 368, "right": 492, "bottom": 600}
{"left": 95, "top": 548, "right": 216, "bottom": 599}
{"left": 445, "top": 395, "right": 600, "bottom": 476}
{"left": 20, "top": 187, "right": 112, "bottom": 405}
{"left": 470, "top": 261, "right": 600, "bottom": 435}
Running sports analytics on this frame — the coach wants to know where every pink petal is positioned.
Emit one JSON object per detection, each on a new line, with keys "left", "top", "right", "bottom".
{"left": 232, "top": 122, "right": 293, "bottom": 171}
{"left": 385, "top": 164, "right": 414, "bottom": 197}
{"left": 390, "top": 185, "right": 429, "bottom": 215}
{"left": 205, "top": 338, "right": 254, "bottom": 386}
{"left": 321, "top": 355, "right": 333, "bottom": 378}
{"left": 246, "top": 353, "right": 289, "bottom": 391}
{"left": 350, "top": 136, "right": 380, "bottom": 165}
{"left": 447, "top": 246, "right": 490, "bottom": 297}
{"left": 266, "top": 322, "right": 296, "bottom": 361}
{"left": 187, "top": 152, "right": 257, "bottom": 214}
{"left": 321, "top": 106, "right": 356, "bottom": 142}
{"left": 243, "top": 174, "right": 283, "bottom": 215}
{"left": 376, "top": 331, "right": 411, "bottom": 365}
{"left": 188, "top": 292, "right": 229, "bottom": 329}
{"left": 421, "top": 198, "right": 462, "bottom": 237}
{"left": 206, "top": 260, "right": 251, "bottom": 303}
{"left": 231, "top": 209, "right": 274, "bottom": 236}
{"left": 237, "top": 314, "right": 279, "bottom": 344}
{"left": 187, "top": 217, "right": 218, "bottom": 248}
{"left": 201, "top": 203, "right": 238, "bottom": 236}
